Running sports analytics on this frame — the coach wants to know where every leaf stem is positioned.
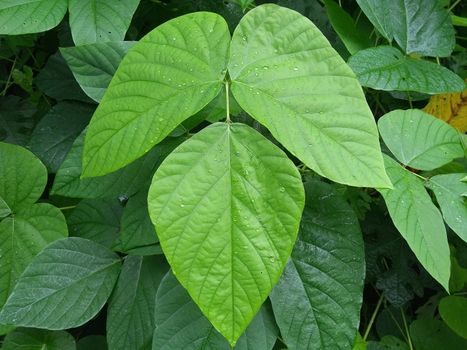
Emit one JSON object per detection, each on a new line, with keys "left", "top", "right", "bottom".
{"left": 448, "top": 0, "right": 461, "bottom": 12}
{"left": 363, "top": 292, "right": 384, "bottom": 341}
{"left": 400, "top": 308, "right": 414, "bottom": 350}
{"left": 225, "top": 81, "right": 231, "bottom": 123}
{"left": 59, "top": 205, "right": 77, "bottom": 211}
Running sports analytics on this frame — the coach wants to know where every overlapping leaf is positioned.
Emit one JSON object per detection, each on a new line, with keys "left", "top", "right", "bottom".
{"left": 229, "top": 4, "right": 390, "bottom": 188}
{"left": 439, "top": 296, "right": 467, "bottom": 339}
{"left": 270, "top": 179, "right": 365, "bottom": 350}
{"left": 148, "top": 123, "right": 304, "bottom": 345}
{"left": 1, "top": 329, "right": 76, "bottom": 350}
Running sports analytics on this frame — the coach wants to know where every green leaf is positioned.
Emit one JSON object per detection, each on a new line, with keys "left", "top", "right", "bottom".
{"left": 377, "top": 156, "right": 450, "bottom": 290}
{"left": 28, "top": 101, "right": 94, "bottom": 172}
{"left": 60, "top": 41, "right": 136, "bottom": 102}
{"left": 367, "top": 336, "right": 409, "bottom": 350}
{"left": 378, "top": 109, "right": 464, "bottom": 170}
{"left": 0, "top": 0, "right": 67, "bottom": 35}
{"left": 324, "top": 0, "right": 372, "bottom": 55}
{"left": 2, "top": 328, "right": 76, "bottom": 350}
{"left": 68, "top": 198, "right": 123, "bottom": 248}
{"left": 0, "top": 237, "right": 121, "bottom": 329}
{"left": 77, "top": 335, "right": 107, "bottom": 350}
{"left": 270, "top": 179, "right": 365, "bottom": 350}
{"left": 0, "top": 142, "right": 47, "bottom": 211}
{"left": 82, "top": 12, "right": 230, "bottom": 177}
{"left": 427, "top": 174, "right": 467, "bottom": 242}
{"left": 107, "top": 255, "right": 168, "bottom": 350}
{"left": 348, "top": 46, "right": 465, "bottom": 94}
{"left": 439, "top": 296, "right": 467, "bottom": 339}
{"left": 35, "top": 53, "right": 93, "bottom": 103}
{"left": 452, "top": 15, "right": 467, "bottom": 27}
{"left": 228, "top": 4, "right": 390, "bottom": 188}
{"left": 52, "top": 131, "right": 181, "bottom": 199}
{"left": 118, "top": 189, "right": 158, "bottom": 252}
{"left": 356, "top": 0, "right": 455, "bottom": 57}
{"left": 153, "top": 271, "right": 279, "bottom": 350}
{"left": 148, "top": 122, "right": 304, "bottom": 345}
{"left": 0, "top": 197, "right": 11, "bottom": 219}
{"left": 0, "top": 96, "right": 36, "bottom": 146}
{"left": 410, "top": 318, "right": 467, "bottom": 350}
{"left": 68, "top": 0, "right": 140, "bottom": 45}
{"left": 0, "top": 204, "right": 68, "bottom": 308}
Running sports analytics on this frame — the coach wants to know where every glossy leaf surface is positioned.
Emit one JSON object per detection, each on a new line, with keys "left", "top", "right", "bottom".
{"left": 148, "top": 122, "right": 304, "bottom": 345}
{"left": 229, "top": 4, "right": 390, "bottom": 188}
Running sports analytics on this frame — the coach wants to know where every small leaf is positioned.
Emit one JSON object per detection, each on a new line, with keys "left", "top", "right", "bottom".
{"left": 0, "top": 237, "right": 121, "bottom": 329}
{"left": 28, "top": 101, "right": 94, "bottom": 172}
{"left": 67, "top": 198, "right": 123, "bottom": 248}
{"left": 0, "top": 142, "right": 47, "bottom": 211}
{"left": 439, "top": 296, "right": 467, "bottom": 339}
{"left": 229, "top": 4, "right": 390, "bottom": 188}
{"left": 83, "top": 12, "right": 230, "bottom": 177}
{"left": 426, "top": 173, "right": 467, "bottom": 242}
{"left": 107, "top": 255, "right": 168, "bottom": 350}
{"left": 60, "top": 41, "right": 136, "bottom": 102}
{"left": 348, "top": 46, "right": 465, "bottom": 94}
{"left": 68, "top": 0, "right": 140, "bottom": 45}
{"left": 378, "top": 109, "right": 464, "bottom": 170}
{"left": 153, "top": 271, "right": 279, "bottom": 350}
{"left": 0, "top": 0, "right": 67, "bottom": 35}
{"left": 378, "top": 156, "right": 450, "bottom": 291}
{"left": 270, "top": 179, "right": 365, "bottom": 350}
{"left": 2, "top": 328, "right": 76, "bottom": 350}
{"left": 148, "top": 122, "right": 304, "bottom": 345}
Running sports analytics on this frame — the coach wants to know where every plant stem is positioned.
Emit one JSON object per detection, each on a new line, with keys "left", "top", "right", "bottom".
{"left": 0, "top": 56, "right": 16, "bottom": 96}
{"left": 363, "top": 292, "right": 384, "bottom": 341}
{"left": 448, "top": 0, "right": 461, "bottom": 12}
{"left": 400, "top": 309, "right": 414, "bottom": 350}
{"left": 59, "top": 205, "right": 77, "bottom": 211}
{"left": 225, "top": 81, "right": 231, "bottom": 123}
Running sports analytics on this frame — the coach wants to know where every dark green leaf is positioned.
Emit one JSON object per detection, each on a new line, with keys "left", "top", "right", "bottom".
{"left": 1, "top": 328, "right": 76, "bottom": 350}
{"left": 439, "top": 296, "right": 467, "bottom": 339}
{"left": 410, "top": 318, "right": 467, "bottom": 349}
{"left": 0, "top": 96, "right": 36, "bottom": 146}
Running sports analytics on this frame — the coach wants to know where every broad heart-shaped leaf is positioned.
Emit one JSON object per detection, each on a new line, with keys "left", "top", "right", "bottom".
{"left": 228, "top": 4, "right": 390, "bottom": 188}
{"left": 60, "top": 41, "right": 136, "bottom": 102}
{"left": 270, "top": 179, "right": 365, "bottom": 350}
{"left": 148, "top": 122, "right": 304, "bottom": 345}
{"left": 153, "top": 271, "right": 279, "bottom": 350}
{"left": 426, "top": 174, "right": 467, "bottom": 242}
{"left": 439, "top": 296, "right": 467, "bottom": 339}
{"left": 28, "top": 101, "right": 94, "bottom": 172}
{"left": 0, "top": 237, "right": 121, "bottom": 329}
{"left": 356, "top": 0, "right": 455, "bottom": 57}
{"left": 67, "top": 198, "right": 123, "bottom": 248}
{"left": 377, "top": 156, "right": 450, "bottom": 291}
{"left": 52, "top": 130, "right": 182, "bottom": 199}
{"left": 68, "top": 0, "right": 140, "bottom": 45}
{"left": 82, "top": 12, "right": 230, "bottom": 177}
{"left": 378, "top": 109, "right": 464, "bottom": 171}
{"left": 0, "top": 204, "right": 68, "bottom": 309}
{"left": 348, "top": 46, "right": 465, "bottom": 94}
{"left": 0, "top": 142, "right": 47, "bottom": 211}
{"left": 0, "top": 0, "right": 67, "bottom": 35}
{"left": 2, "top": 328, "right": 76, "bottom": 350}
{"left": 107, "top": 255, "right": 168, "bottom": 350}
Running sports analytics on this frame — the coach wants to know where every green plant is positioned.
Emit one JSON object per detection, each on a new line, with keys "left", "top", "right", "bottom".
{"left": 0, "top": 1, "right": 466, "bottom": 349}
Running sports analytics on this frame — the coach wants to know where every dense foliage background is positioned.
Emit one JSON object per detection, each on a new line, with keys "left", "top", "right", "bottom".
{"left": 0, "top": 0, "right": 466, "bottom": 349}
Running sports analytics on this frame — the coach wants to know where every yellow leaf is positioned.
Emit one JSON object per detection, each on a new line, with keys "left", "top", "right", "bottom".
{"left": 423, "top": 80, "right": 467, "bottom": 133}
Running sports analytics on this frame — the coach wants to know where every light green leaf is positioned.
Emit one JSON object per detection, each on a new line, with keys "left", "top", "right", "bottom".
{"left": 439, "top": 296, "right": 467, "bottom": 339}
{"left": 324, "top": 0, "right": 372, "bottom": 55}
{"left": 0, "top": 0, "right": 67, "bottom": 35}
{"left": 356, "top": 0, "right": 455, "bottom": 57}
{"left": 28, "top": 101, "right": 94, "bottom": 172}
{"left": 378, "top": 109, "right": 464, "bottom": 170}
{"left": 228, "top": 4, "right": 390, "bottom": 188}
{"left": 0, "top": 237, "right": 121, "bottom": 329}
{"left": 2, "top": 328, "right": 76, "bottom": 350}
{"left": 452, "top": 15, "right": 467, "bottom": 27}
{"left": 153, "top": 271, "right": 279, "bottom": 350}
{"left": 52, "top": 131, "right": 181, "bottom": 199}
{"left": 60, "top": 41, "right": 136, "bottom": 102}
{"left": 0, "top": 204, "right": 68, "bottom": 308}
{"left": 148, "top": 122, "right": 304, "bottom": 345}
{"left": 427, "top": 174, "right": 467, "bottom": 242}
{"left": 378, "top": 156, "right": 450, "bottom": 290}
{"left": 0, "top": 142, "right": 47, "bottom": 211}
{"left": 410, "top": 318, "right": 467, "bottom": 349}
{"left": 348, "top": 46, "right": 465, "bottom": 94}
{"left": 270, "top": 179, "right": 365, "bottom": 350}
{"left": 0, "top": 197, "right": 11, "bottom": 219}
{"left": 107, "top": 255, "right": 168, "bottom": 350}
{"left": 68, "top": 0, "right": 140, "bottom": 45}
{"left": 67, "top": 198, "right": 123, "bottom": 248}
{"left": 83, "top": 12, "right": 230, "bottom": 177}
